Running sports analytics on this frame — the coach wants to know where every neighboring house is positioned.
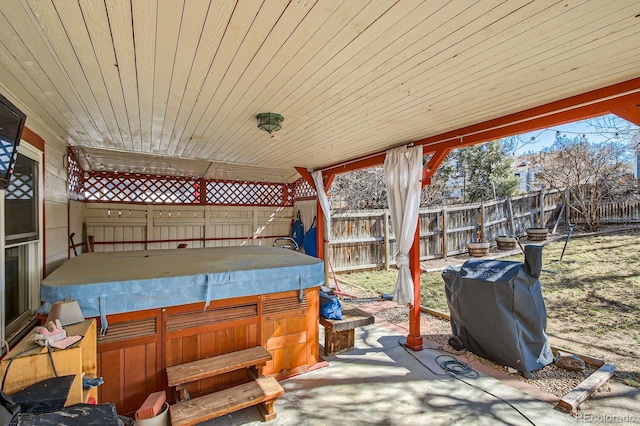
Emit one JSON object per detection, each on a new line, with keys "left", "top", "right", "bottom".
{"left": 512, "top": 155, "right": 543, "bottom": 192}
{"left": 632, "top": 130, "right": 640, "bottom": 179}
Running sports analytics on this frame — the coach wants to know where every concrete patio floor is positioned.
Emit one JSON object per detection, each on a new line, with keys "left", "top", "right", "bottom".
{"left": 201, "top": 324, "right": 582, "bottom": 426}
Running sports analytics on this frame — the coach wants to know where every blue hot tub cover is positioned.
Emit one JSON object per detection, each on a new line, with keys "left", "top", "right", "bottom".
{"left": 40, "top": 246, "right": 325, "bottom": 333}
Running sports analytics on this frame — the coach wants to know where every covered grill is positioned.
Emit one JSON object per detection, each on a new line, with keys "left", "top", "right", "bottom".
{"left": 442, "top": 245, "right": 553, "bottom": 376}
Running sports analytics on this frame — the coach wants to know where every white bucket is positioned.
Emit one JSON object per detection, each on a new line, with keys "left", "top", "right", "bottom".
{"left": 135, "top": 402, "right": 169, "bottom": 426}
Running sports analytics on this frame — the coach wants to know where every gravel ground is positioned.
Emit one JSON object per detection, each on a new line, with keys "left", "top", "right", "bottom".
{"left": 425, "top": 324, "right": 598, "bottom": 399}
{"left": 351, "top": 302, "right": 600, "bottom": 398}
{"left": 338, "top": 233, "right": 620, "bottom": 399}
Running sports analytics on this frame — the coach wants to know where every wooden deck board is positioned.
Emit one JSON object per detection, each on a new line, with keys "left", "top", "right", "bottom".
{"left": 166, "top": 346, "right": 271, "bottom": 387}
{"left": 170, "top": 376, "right": 283, "bottom": 426}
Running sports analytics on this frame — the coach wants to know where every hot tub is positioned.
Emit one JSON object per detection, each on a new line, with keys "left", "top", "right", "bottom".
{"left": 40, "top": 246, "right": 324, "bottom": 415}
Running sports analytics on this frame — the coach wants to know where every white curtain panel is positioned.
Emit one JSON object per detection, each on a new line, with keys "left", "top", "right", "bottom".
{"left": 384, "top": 145, "right": 423, "bottom": 305}
{"left": 295, "top": 199, "right": 317, "bottom": 232}
{"left": 312, "top": 170, "right": 332, "bottom": 242}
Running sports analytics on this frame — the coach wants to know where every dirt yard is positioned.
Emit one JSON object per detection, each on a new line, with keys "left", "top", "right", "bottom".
{"left": 337, "top": 228, "right": 640, "bottom": 388}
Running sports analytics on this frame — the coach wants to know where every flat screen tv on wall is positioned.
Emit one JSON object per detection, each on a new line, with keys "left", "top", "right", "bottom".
{"left": 0, "top": 92, "right": 27, "bottom": 190}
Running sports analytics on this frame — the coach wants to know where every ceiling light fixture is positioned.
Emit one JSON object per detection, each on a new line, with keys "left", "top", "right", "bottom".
{"left": 256, "top": 112, "right": 284, "bottom": 134}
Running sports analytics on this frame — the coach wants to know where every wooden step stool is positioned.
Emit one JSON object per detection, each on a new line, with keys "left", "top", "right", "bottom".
{"left": 320, "top": 303, "right": 375, "bottom": 356}
{"left": 166, "top": 346, "right": 283, "bottom": 425}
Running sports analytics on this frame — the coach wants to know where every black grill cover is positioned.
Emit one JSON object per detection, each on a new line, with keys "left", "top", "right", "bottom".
{"left": 442, "top": 245, "right": 553, "bottom": 375}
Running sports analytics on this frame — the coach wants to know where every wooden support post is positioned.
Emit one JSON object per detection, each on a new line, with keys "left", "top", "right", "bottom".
{"left": 198, "top": 178, "right": 206, "bottom": 205}
{"left": 405, "top": 222, "right": 423, "bottom": 351}
{"left": 316, "top": 199, "right": 325, "bottom": 261}
{"left": 323, "top": 174, "right": 334, "bottom": 265}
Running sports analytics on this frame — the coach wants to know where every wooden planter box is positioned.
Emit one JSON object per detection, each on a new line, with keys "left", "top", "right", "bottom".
{"left": 527, "top": 227, "right": 549, "bottom": 241}
{"left": 467, "top": 242, "right": 490, "bottom": 257}
{"left": 496, "top": 236, "right": 517, "bottom": 250}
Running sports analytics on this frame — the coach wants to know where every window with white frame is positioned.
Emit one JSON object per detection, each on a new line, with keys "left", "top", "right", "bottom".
{"left": 2, "top": 143, "right": 42, "bottom": 346}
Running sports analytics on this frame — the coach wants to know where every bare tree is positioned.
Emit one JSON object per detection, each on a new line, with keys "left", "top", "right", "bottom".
{"left": 585, "top": 114, "right": 639, "bottom": 146}
{"left": 329, "top": 167, "right": 388, "bottom": 210}
{"left": 329, "top": 155, "right": 455, "bottom": 211}
{"left": 532, "top": 135, "right": 634, "bottom": 230}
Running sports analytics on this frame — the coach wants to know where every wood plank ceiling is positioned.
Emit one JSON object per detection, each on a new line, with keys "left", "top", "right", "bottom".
{"left": 1, "top": 0, "right": 639, "bottom": 183}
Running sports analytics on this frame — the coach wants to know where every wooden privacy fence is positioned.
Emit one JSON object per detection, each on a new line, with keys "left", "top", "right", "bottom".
{"left": 570, "top": 199, "right": 640, "bottom": 224}
{"left": 81, "top": 203, "right": 294, "bottom": 252}
{"left": 329, "top": 190, "right": 565, "bottom": 272}
{"left": 78, "top": 189, "right": 639, "bottom": 273}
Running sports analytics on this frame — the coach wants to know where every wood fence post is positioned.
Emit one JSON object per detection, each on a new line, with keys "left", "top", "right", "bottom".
{"left": 383, "top": 209, "right": 390, "bottom": 270}
{"left": 203, "top": 205, "right": 211, "bottom": 248}
{"left": 506, "top": 197, "right": 516, "bottom": 236}
{"left": 146, "top": 204, "right": 154, "bottom": 250}
{"left": 479, "top": 202, "right": 485, "bottom": 242}
{"left": 539, "top": 190, "right": 546, "bottom": 227}
{"left": 252, "top": 206, "right": 258, "bottom": 247}
{"left": 441, "top": 207, "right": 448, "bottom": 259}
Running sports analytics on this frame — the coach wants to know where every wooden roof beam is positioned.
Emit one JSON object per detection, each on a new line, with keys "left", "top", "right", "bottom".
{"left": 612, "top": 105, "right": 640, "bottom": 127}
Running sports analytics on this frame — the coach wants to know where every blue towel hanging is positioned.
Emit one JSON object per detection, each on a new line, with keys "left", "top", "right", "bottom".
{"left": 303, "top": 216, "right": 317, "bottom": 257}
{"left": 291, "top": 211, "right": 304, "bottom": 248}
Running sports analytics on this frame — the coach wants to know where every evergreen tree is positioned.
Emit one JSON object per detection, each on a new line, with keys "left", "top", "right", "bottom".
{"left": 456, "top": 140, "right": 520, "bottom": 202}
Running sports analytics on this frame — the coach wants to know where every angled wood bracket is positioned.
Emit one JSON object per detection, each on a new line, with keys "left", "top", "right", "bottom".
{"left": 612, "top": 105, "right": 640, "bottom": 127}
{"left": 294, "top": 166, "right": 334, "bottom": 193}
{"left": 421, "top": 148, "right": 451, "bottom": 188}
